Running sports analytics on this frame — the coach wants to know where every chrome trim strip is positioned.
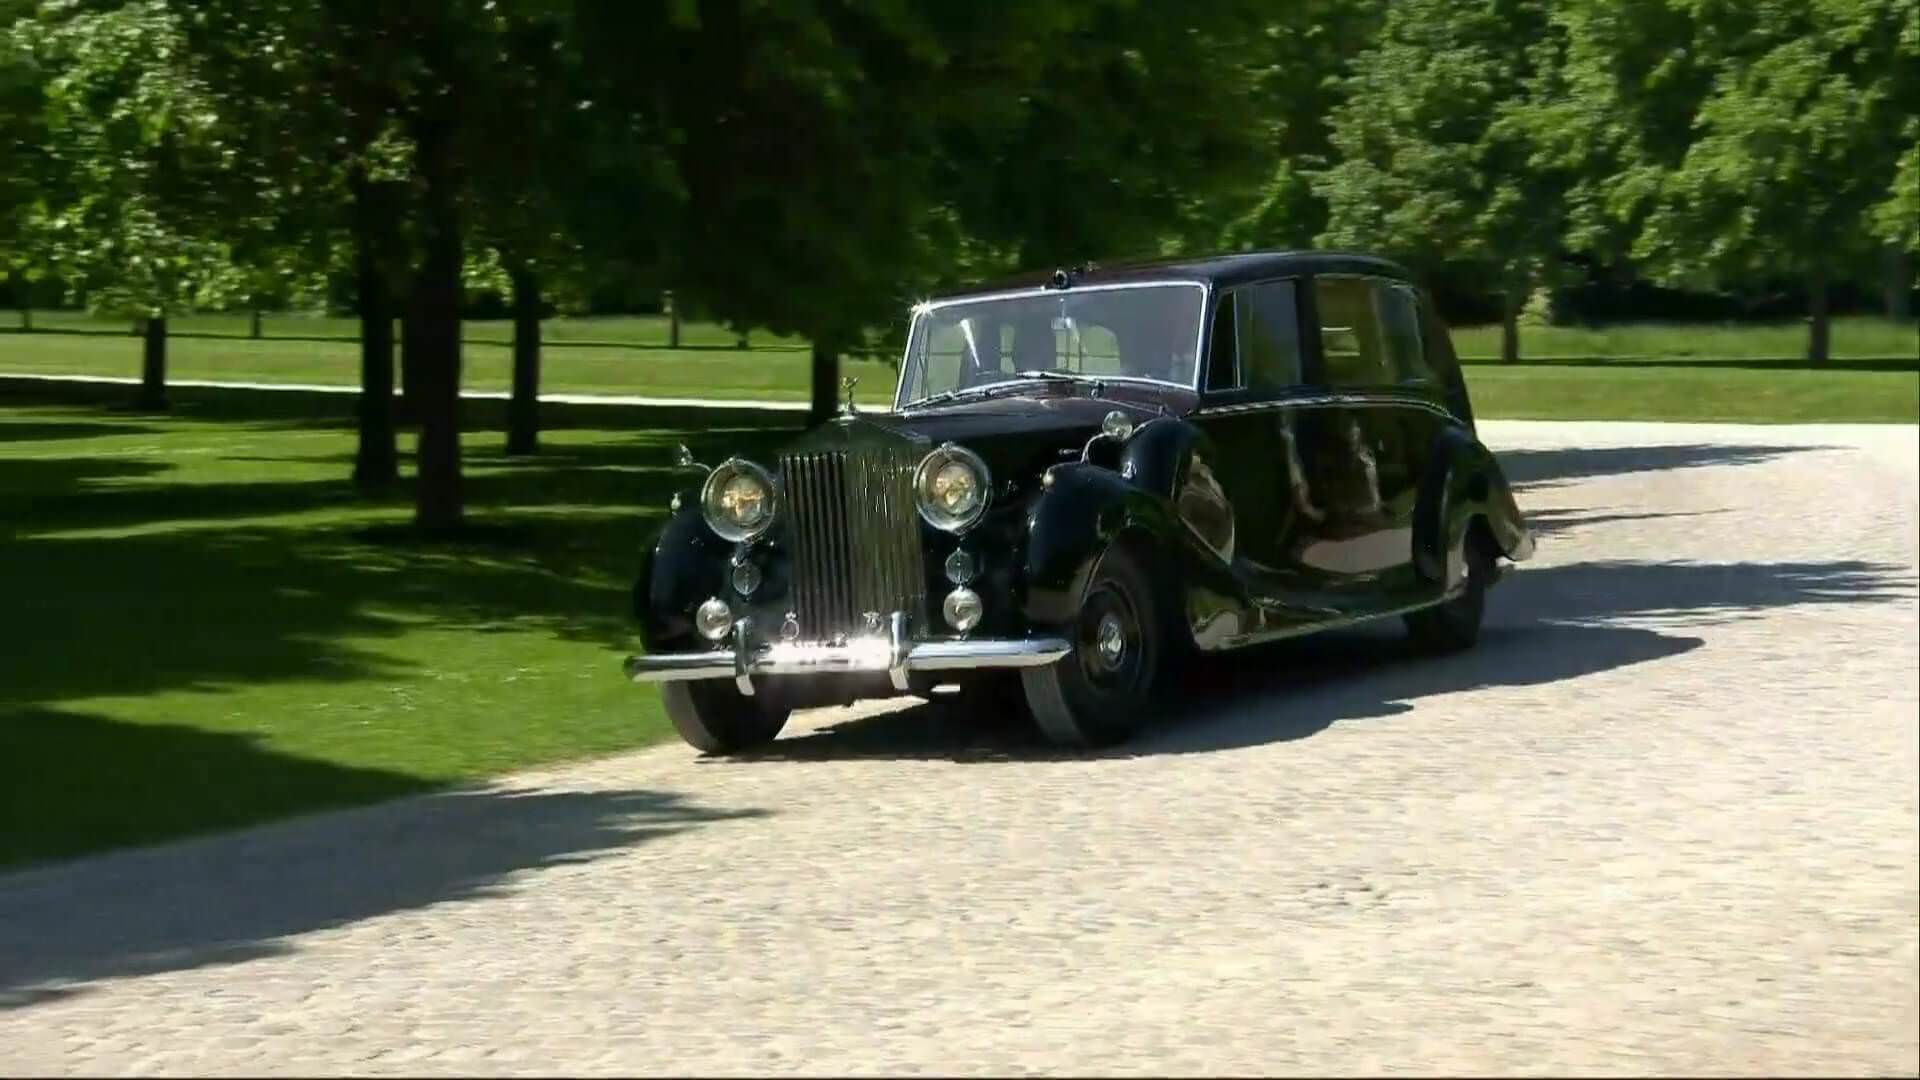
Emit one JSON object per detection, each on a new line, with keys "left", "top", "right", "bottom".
{"left": 915, "top": 278, "right": 1206, "bottom": 313}
{"left": 1196, "top": 591, "right": 1467, "bottom": 653}
{"left": 1195, "top": 392, "right": 1458, "bottom": 422}
{"left": 903, "top": 637, "right": 1070, "bottom": 671}
{"left": 623, "top": 634, "right": 1073, "bottom": 684}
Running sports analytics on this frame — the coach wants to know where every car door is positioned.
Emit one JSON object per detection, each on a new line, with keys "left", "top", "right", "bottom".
{"left": 1301, "top": 274, "right": 1450, "bottom": 601}
{"left": 1186, "top": 279, "right": 1333, "bottom": 605}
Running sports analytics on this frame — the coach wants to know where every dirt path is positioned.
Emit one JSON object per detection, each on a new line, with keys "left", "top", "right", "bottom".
{"left": 4, "top": 420, "right": 1915, "bottom": 1075}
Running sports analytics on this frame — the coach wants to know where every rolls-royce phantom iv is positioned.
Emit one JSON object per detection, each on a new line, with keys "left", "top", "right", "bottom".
{"left": 626, "top": 251, "right": 1535, "bottom": 752}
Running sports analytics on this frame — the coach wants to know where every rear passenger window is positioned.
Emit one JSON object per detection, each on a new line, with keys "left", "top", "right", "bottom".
{"left": 1312, "top": 276, "right": 1434, "bottom": 388}
{"left": 1235, "top": 280, "right": 1303, "bottom": 392}
{"left": 1313, "top": 276, "right": 1393, "bottom": 388}
{"left": 1376, "top": 283, "right": 1430, "bottom": 384}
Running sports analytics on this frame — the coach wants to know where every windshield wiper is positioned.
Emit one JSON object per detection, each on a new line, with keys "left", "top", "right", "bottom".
{"left": 905, "top": 370, "right": 1104, "bottom": 411}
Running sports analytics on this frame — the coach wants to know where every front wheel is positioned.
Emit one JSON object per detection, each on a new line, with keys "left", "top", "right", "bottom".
{"left": 1021, "top": 544, "right": 1164, "bottom": 748}
{"left": 661, "top": 680, "right": 790, "bottom": 754}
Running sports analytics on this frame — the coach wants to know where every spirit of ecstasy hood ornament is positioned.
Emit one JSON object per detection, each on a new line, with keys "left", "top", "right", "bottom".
{"left": 841, "top": 374, "right": 860, "bottom": 417}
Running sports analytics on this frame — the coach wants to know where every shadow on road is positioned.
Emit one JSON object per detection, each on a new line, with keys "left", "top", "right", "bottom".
{"left": 1497, "top": 442, "right": 1832, "bottom": 491}
{"left": 742, "top": 555, "right": 1914, "bottom": 764}
{"left": 0, "top": 785, "right": 765, "bottom": 1010}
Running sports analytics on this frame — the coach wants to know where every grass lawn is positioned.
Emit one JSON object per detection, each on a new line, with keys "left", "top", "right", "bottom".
{"left": 0, "top": 327, "right": 904, "bottom": 406}
{"left": 4, "top": 319, "right": 1915, "bottom": 421}
{"left": 1464, "top": 363, "right": 1919, "bottom": 423}
{"left": 0, "top": 391, "right": 801, "bottom": 868}
{"left": 13, "top": 308, "right": 816, "bottom": 350}
{"left": 1451, "top": 315, "right": 1916, "bottom": 361}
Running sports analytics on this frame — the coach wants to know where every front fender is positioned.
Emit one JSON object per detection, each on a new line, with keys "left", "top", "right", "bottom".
{"left": 1022, "top": 463, "right": 1182, "bottom": 628}
{"left": 1412, "top": 425, "right": 1536, "bottom": 585}
{"left": 634, "top": 499, "right": 729, "bottom": 650}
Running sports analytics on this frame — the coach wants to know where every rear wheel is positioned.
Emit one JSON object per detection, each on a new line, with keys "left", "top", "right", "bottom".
{"left": 661, "top": 680, "right": 790, "bottom": 754}
{"left": 1405, "top": 525, "right": 1499, "bottom": 653}
{"left": 1021, "top": 544, "right": 1164, "bottom": 748}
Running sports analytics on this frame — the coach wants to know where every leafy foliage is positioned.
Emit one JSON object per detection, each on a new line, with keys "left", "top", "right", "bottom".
{"left": 8, "top": 1, "right": 249, "bottom": 316}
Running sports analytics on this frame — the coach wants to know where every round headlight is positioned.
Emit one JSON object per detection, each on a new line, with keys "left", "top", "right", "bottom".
{"left": 914, "top": 444, "right": 991, "bottom": 532}
{"left": 700, "top": 458, "right": 777, "bottom": 542}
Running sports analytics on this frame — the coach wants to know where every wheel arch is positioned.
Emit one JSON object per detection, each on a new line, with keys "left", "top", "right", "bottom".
{"left": 1412, "top": 425, "right": 1536, "bottom": 586}
{"left": 1022, "top": 461, "right": 1194, "bottom": 632}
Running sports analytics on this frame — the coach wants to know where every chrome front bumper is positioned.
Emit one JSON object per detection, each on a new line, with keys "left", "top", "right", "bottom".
{"left": 624, "top": 613, "right": 1070, "bottom": 696}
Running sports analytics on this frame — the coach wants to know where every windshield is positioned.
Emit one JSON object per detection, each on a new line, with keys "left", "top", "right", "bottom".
{"left": 895, "top": 282, "right": 1206, "bottom": 408}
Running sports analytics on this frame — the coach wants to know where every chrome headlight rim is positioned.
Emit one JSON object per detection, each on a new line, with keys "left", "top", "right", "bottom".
{"left": 699, "top": 457, "right": 779, "bottom": 543}
{"left": 913, "top": 443, "right": 991, "bottom": 533}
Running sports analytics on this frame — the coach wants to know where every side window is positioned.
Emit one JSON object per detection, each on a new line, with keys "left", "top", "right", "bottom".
{"left": 1204, "top": 294, "right": 1239, "bottom": 392}
{"left": 1313, "top": 276, "right": 1393, "bottom": 388}
{"left": 1235, "top": 280, "right": 1303, "bottom": 392}
{"left": 1375, "top": 282, "right": 1431, "bottom": 384}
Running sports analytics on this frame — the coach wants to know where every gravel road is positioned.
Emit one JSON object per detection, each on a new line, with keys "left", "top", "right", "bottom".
{"left": 3, "top": 420, "right": 1916, "bottom": 1076}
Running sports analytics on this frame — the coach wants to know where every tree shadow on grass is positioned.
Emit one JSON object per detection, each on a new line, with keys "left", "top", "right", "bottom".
{"left": 0, "top": 456, "right": 171, "bottom": 513}
{"left": 742, "top": 556, "right": 1915, "bottom": 764}
{"left": 2, "top": 421, "right": 794, "bottom": 541}
{"left": 0, "top": 712, "right": 765, "bottom": 1008}
{"left": 0, "top": 421, "right": 162, "bottom": 442}
{"left": 0, "top": 517, "right": 661, "bottom": 711}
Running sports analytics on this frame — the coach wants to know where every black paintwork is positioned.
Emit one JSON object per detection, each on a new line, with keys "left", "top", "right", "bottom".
{"left": 635, "top": 249, "right": 1535, "bottom": 684}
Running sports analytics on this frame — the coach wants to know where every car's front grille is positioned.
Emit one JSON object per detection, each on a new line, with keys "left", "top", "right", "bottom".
{"left": 780, "top": 446, "right": 925, "bottom": 640}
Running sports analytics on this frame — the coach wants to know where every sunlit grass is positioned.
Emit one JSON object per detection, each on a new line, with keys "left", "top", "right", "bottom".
{"left": 1451, "top": 315, "right": 1916, "bottom": 361}
{"left": 1463, "top": 363, "right": 1919, "bottom": 423}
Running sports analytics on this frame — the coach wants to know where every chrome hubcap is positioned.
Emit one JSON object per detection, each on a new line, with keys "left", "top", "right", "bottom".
{"left": 1095, "top": 614, "right": 1126, "bottom": 666}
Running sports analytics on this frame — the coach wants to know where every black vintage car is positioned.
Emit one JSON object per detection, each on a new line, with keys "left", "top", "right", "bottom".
{"left": 627, "top": 251, "right": 1535, "bottom": 752}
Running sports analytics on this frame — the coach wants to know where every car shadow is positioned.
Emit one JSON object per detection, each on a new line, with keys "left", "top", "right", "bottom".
{"left": 0, "top": 768, "right": 766, "bottom": 1010}
{"left": 1495, "top": 442, "right": 1833, "bottom": 491}
{"left": 737, "top": 555, "right": 1914, "bottom": 764}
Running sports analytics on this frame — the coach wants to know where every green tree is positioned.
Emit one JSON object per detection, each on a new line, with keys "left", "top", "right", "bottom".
{"left": 1, "top": 0, "right": 46, "bottom": 326}
{"left": 10, "top": 0, "right": 251, "bottom": 407}
{"left": 1217, "top": 0, "right": 1385, "bottom": 251}
{"left": 1314, "top": 0, "right": 1571, "bottom": 363}
{"left": 579, "top": 0, "right": 1270, "bottom": 423}
{"left": 1546, "top": 0, "right": 1917, "bottom": 359}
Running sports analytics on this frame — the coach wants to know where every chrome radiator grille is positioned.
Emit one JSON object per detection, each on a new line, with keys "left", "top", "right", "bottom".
{"left": 779, "top": 446, "right": 925, "bottom": 640}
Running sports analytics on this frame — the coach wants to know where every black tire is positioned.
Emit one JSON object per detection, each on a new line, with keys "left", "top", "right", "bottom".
{"left": 1405, "top": 525, "right": 1499, "bottom": 653}
{"left": 1021, "top": 543, "right": 1165, "bottom": 748}
{"left": 661, "top": 680, "right": 790, "bottom": 754}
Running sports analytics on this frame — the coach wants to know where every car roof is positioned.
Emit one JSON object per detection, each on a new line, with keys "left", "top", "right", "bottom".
{"left": 934, "top": 249, "right": 1416, "bottom": 300}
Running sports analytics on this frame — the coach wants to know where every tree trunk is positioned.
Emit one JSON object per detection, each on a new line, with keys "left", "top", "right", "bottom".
{"left": 735, "top": 329, "right": 748, "bottom": 350}
{"left": 1500, "top": 289, "right": 1520, "bottom": 364}
{"left": 137, "top": 316, "right": 168, "bottom": 410}
{"left": 666, "top": 291, "right": 680, "bottom": 348}
{"left": 809, "top": 341, "right": 839, "bottom": 426}
{"left": 1885, "top": 246, "right": 1914, "bottom": 321}
{"left": 410, "top": 113, "right": 465, "bottom": 533}
{"left": 1807, "top": 265, "right": 1831, "bottom": 366}
{"left": 506, "top": 265, "right": 540, "bottom": 456}
{"left": 351, "top": 171, "right": 397, "bottom": 491}
{"left": 18, "top": 303, "right": 29, "bottom": 331}
{"left": 250, "top": 307, "right": 263, "bottom": 339}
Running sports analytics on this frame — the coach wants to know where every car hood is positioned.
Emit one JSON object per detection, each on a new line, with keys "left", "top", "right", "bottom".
{"left": 780, "top": 386, "right": 1190, "bottom": 480}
